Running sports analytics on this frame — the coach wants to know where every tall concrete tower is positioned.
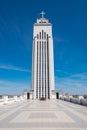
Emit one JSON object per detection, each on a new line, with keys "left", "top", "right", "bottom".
{"left": 32, "top": 11, "right": 55, "bottom": 99}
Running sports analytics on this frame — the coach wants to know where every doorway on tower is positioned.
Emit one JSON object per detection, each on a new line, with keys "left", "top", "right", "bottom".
{"left": 56, "top": 92, "right": 59, "bottom": 99}
{"left": 27, "top": 93, "right": 30, "bottom": 99}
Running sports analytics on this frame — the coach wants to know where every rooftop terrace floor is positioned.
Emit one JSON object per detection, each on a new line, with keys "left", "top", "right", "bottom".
{"left": 0, "top": 99, "right": 87, "bottom": 130}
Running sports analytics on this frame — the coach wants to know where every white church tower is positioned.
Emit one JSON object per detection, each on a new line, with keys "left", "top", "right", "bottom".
{"left": 32, "top": 11, "right": 55, "bottom": 99}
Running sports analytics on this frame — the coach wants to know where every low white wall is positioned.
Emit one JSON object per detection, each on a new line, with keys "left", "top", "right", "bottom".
{"left": 80, "top": 99, "right": 87, "bottom": 106}
{"left": 60, "top": 96, "right": 87, "bottom": 106}
{"left": 0, "top": 95, "right": 25, "bottom": 106}
{"left": 52, "top": 94, "right": 56, "bottom": 99}
{"left": 64, "top": 97, "right": 71, "bottom": 102}
{"left": 70, "top": 98, "right": 80, "bottom": 104}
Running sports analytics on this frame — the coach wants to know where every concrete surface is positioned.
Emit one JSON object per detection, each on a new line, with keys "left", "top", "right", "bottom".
{"left": 0, "top": 100, "right": 87, "bottom": 130}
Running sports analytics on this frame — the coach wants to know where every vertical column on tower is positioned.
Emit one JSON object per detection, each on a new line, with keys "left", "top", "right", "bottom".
{"left": 45, "top": 34, "right": 48, "bottom": 99}
{"left": 47, "top": 34, "right": 50, "bottom": 99}
{"left": 44, "top": 41, "right": 47, "bottom": 99}
{"left": 44, "top": 32, "right": 47, "bottom": 99}
{"left": 36, "top": 41, "right": 38, "bottom": 98}
{"left": 37, "top": 34, "right": 40, "bottom": 99}
{"left": 43, "top": 42, "right": 45, "bottom": 98}
{"left": 39, "top": 41, "right": 41, "bottom": 99}
{"left": 40, "top": 32, "right": 42, "bottom": 98}
{"left": 37, "top": 40, "right": 40, "bottom": 99}
{"left": 48, "top": 36, "right": 54, "bottom": 98}
{"left": 43, "top": 31, "right": 46, "bottom": 98}
{"left": 42, "top": 41, "right": 43, "bottom": 97}
{"left": 33, "top": 37, "right": 37, "bottom": 99}
{"left": 41, "top": 30, "right": 46, "bottom": 98}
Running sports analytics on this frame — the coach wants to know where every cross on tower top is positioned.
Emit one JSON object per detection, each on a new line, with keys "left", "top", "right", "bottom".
{"left": 40, "top": 11, "right": 46, "bottom": 18}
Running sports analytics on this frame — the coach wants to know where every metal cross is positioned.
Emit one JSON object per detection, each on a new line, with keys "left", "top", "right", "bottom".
{"left": 40, "top": 11, "right": 46, "bottom": 18}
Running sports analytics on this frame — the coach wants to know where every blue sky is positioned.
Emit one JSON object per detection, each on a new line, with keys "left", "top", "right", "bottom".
{"left": 0, "top": 0, "right": 87, "bottom": 95}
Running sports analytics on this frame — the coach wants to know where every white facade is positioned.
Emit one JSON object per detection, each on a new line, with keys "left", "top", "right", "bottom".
{"left": 32, "top": 12, "right": 55, "bottom": 99}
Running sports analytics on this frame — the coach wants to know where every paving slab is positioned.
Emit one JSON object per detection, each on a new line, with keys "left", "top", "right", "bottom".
{"left": 0, "top": 100, "right": 87, "bottom": 130}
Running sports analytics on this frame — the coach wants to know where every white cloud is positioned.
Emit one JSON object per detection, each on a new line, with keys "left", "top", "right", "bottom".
{"left": 70, "top": 73, "right": 87, "bottom": 80}
{"left": 55, "top": 73, "right": 87, "bottom": 95}
{"left": 0, "top": 80, "right": 30, "bottom": 95}
{"left": 54, "top": 37, "right": 69, "bottom": 43}
{"left": 0, "top": 64, "right": 31, "bottom": 95}
{"left": 56, "top": 69, "right": 69, "bottom": 74}
{"left": 0, "top": 65, "right": 31, "bottom": 73}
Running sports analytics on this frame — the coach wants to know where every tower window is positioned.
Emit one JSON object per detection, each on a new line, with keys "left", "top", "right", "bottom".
{"left": 42, "top": 30, "right": 44, "bottom": 39}
{"left": 37, "top": 34, "right": 39, "bottom": 39}
{"left": 44, "top": 32, "right": 46, "bottom": 39}
{"left": 40, "top": 32, "right": 41, "bottom": 39}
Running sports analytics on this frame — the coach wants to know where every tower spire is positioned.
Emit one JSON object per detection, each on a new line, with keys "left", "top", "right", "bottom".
{"left": 40, "top": 11, "right": 46, "bottom": 18}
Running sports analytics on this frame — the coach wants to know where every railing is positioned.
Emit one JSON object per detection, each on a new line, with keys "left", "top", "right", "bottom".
{"left": 60, "top": 96, "right": 87, "bottom": 106}
{"left": 0, "top": 99, "right": 4, "bottom": 102}
{"left": 0, "top": 96, "right": 26, "bottom": 106}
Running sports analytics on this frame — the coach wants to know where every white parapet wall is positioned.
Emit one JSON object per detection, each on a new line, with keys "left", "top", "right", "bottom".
{"left": 80, "top": 99, "right": 87, "bottom": 106}
{"left": 59, "top": 95, "right": 87, "bottom": 106}
{"left": 51, "top": 94, "right": 56, "bottom": 99}
{"left": 70, "top": 98, "right": 81, "bottom": 104}
{"left": 3, "top": 96, "right": 8, "bottom": 104}
{"left": 0, "top": 95, "right": 25, "bottom": 106}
